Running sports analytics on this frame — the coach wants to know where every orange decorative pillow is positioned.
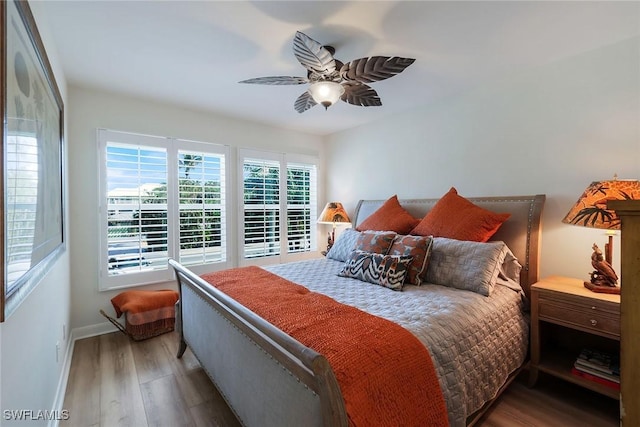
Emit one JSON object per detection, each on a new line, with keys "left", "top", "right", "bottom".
{"left": 354, "top": 231, "right": 397, "bottom": 255}
{"left": 356, "top": 195, "right": 419, "bottom": 234}
{"left": 410, "top": 188, "right": 510, "bottom": 242}
{"left": 388, "top": 235, "right": 434, "bottom": 285}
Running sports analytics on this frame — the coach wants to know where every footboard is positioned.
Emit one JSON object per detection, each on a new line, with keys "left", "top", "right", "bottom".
{"left": 169, "top": 259, "right": 348, "bottom": 427}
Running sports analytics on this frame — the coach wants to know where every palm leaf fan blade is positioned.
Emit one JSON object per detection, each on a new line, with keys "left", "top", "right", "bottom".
{"left": 341, "top": 83, "right": 381, "bottom": 107}
{"left": 340, "top": 56, "right": 415, "bottom": 83}
{"left": 294, "top": 91, "right": 317, "bottom": 113}
{"left": 293, "top": 31, "right": 336, "bottom": 75}
{"left": 239, "top": 76, "right": 308, "bottom": 85}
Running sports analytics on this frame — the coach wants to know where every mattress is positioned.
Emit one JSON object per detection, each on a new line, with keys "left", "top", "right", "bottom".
{"left": 265, "top": 257, "right": 529, "bottom": 427}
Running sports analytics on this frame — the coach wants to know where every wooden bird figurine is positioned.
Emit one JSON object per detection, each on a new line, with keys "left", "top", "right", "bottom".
{"left": 589, "top": 243, "right": 618, "bottom": 286}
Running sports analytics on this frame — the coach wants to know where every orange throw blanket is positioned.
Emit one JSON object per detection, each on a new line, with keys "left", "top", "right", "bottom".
{"left": 111, "top": 289, "right": 178, "bottom": 326}
{"left": 201, "top": 266, "right": 449, "bottom": 427}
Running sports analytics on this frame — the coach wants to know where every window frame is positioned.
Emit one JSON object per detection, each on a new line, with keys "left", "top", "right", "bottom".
{"left": 237, "top": 148, "right": 318, "bottom": 266}
{"left": 285, "top": 160, "right": 318, "bottom": 256}
{"left": 174, "top": 139, "right": 229, "bottom": 274}
{"left": 97, "top": 129, "right": 229, "bottom": 290}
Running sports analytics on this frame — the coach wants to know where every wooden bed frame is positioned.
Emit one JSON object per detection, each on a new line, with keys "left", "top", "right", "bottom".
{"left": 169, "top": 194, "right": 545, "bottom": 427}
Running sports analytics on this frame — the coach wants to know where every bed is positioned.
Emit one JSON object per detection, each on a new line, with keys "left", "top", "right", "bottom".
{"left": 169, "top": 194, "right": 545, "bottom": 427}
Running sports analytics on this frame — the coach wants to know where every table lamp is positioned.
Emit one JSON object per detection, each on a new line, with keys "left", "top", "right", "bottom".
{"left": 318, "top": 202, "right": 351, "bottom": 252}
{"left": 562, "top": 176, "right": 640, "bottom": 293}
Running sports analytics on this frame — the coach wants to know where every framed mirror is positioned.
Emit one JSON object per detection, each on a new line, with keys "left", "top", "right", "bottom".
{"left": 2, "top": 0, "right": 65, "bottom": 321}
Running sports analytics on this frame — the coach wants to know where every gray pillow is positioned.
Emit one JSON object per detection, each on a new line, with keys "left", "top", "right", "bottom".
{"left": 499, "top": 248, "right": 523, "bottom": 288}
{"left": 424, "top": 238, "right": 517, "bottom": 296}
{"left": 326, "top": 228, "right": 360, "bottom": 262}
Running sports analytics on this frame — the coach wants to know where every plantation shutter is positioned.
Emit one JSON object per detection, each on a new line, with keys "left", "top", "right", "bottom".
{"left": 286, "top": 162, "right": 317, "bottom": 254}
{"left": 102, "top": 137, "right": 170, "bottom": 286}
{"left": 242, "top": 157, "right": 281, "bottom": 259}
{"left": 177, "top": 149, "right": 226, "bottom": 266}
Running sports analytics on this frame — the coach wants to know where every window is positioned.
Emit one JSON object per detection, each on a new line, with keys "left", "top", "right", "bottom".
{"left": 239, "top": 149, "right": 318, "bottom": 264}
{"left": 5, "top": 133, "right": 39, "bottom": 293}
{"left": 286, "top": 163, "right": 317, "bottom": 254}
{"left": 243, "top": 157, "right": 281, "bottom": 259}
{"left": 98, "top": 129, "right": 228, "bottom": 289}
{"left": 177, "top": 149, "right": 226, "bottom": 266}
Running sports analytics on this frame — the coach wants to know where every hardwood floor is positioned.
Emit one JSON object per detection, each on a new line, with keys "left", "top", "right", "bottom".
{"left": 478, "top": 375, "right": 618, "bottom": 427}
{"left": 62, "top": 331, "right": 619, "bottom": 427}
{"left": 62, "top": 331, "right": 240, "bottom": 427}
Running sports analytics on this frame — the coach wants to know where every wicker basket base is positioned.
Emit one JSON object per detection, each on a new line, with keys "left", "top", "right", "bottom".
{"left": 126, "top": 317, "right": 175, "bottom": 341}
{"left": 100, "top": 309, "right": 175, "bottom": 341}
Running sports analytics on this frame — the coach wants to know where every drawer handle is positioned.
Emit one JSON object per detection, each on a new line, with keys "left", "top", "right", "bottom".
{"left": 591, "top": 319, "right": 598, "bottom": 326}
{"left": 592, "top": 306, "right": 596, "bottom": 310}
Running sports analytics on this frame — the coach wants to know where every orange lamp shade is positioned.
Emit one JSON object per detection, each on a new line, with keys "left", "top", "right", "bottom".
{"left": 563, "top": 178, "right": 640, "bottom": 230}
{"left": 318, "top": 202, "right": 351, "bottom": 224}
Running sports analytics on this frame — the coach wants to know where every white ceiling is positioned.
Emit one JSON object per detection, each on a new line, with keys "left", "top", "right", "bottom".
{"left": 40, "top": 1, "right": 640, "bottom": 136}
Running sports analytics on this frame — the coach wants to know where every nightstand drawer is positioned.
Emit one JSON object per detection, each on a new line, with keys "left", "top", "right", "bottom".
{"left": 538, "top": 300, "right": 620, "bottom": 338}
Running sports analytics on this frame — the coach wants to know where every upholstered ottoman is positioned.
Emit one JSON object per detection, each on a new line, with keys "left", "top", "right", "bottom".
{"left": 101, "top": 289, "right": 179, "bottom": 341}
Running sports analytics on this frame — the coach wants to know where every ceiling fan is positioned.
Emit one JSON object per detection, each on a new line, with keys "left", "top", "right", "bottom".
{"left": 239, "top": 31, "right": 415, "bottom": 113}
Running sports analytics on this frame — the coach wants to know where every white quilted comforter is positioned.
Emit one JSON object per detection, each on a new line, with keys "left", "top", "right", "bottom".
{"left": 265, "top": 258, "right": 528, "bottom": 427}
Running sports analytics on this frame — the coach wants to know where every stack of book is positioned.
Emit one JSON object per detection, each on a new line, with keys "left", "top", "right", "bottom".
{"left": 572, "top": 348, "right": 620, "bottom": 390}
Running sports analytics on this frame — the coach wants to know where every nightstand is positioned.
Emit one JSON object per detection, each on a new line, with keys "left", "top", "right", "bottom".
{"left": 529, "top": 276, "right": 620, "bottom": 399}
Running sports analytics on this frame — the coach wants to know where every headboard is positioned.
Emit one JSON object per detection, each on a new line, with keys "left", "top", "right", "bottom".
{"left": 352, "top": 195, "right": 545, "bottom": 299}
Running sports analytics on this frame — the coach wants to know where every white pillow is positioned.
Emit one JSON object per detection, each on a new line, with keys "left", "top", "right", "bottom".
{"left": 424, "top": 238, "right": 519, "bottom": 296}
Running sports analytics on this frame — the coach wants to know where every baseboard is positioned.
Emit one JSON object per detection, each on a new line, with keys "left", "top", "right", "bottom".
{"left": 70, "top": 321, "right": 119, "bottom": 341}
{"left": 48, "top": 334, "right": 74, "bottom": 427}
{"left": 47, "top": 321, "right": 118, "bottom": 427}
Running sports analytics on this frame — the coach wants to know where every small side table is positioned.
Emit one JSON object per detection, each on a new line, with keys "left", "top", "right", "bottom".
{"left": 529, "top": 276, "right": 620, "bottom": 399}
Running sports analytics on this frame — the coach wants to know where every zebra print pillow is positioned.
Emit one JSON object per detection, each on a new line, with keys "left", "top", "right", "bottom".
{"left": 339, "top": 250, "right": 414, "bottom": 291}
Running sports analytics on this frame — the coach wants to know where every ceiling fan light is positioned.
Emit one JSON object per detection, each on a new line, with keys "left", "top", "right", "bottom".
{"left": 308, "top": 81, "right": 345, "bottom": 109}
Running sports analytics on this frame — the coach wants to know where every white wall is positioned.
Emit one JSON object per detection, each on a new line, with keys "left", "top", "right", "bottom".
{"left": 326, "top": 37, "right": 640, "bottom": 282}
{"left": 67, "top": 87, "right": 324, "bottom": 330}
{"left": 0, "top": 1, "right": 71, "bottom": 425}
